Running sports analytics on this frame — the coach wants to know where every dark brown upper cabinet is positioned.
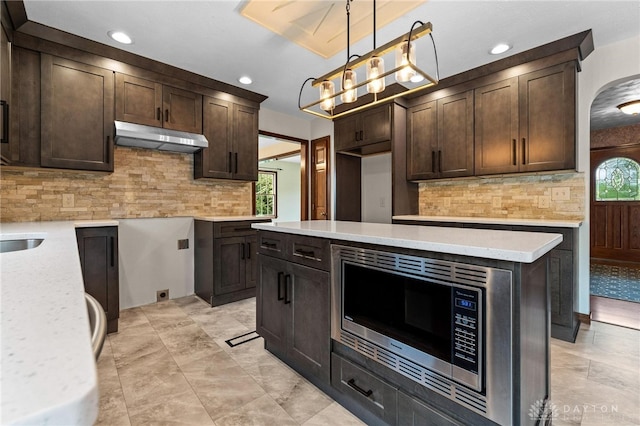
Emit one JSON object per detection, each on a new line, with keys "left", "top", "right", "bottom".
{"left": 194, "top": 96, "right": 258, "bottom": 181}
{"left": 41, "top": 54, "right": 114, "bottom": 172}
{"left": 334, "top": 103, "right": 392, "bottom": 154}
{"left": 407, "top": 90, "right": 474, "bottom": 180}
{"left": 475, "top": 62, "right": 576, "bottom": 175}
{"left": 1, "top": 21, "right": 10, "bottom": 160}
{"left": 115, "top": 73, "right": 202, "bottom": 134}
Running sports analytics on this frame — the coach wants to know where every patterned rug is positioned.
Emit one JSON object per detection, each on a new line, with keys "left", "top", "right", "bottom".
{"left": 590, "top": 263, "right": 640, "bottom": 303}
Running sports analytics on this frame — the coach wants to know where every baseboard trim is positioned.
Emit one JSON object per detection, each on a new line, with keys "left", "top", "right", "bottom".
{"left": 577, "top": 312, "right": 591, "bottom": 325}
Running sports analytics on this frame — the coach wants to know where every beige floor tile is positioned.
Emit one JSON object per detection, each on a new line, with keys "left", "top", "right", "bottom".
{"left": 302, "top": 401, "right": 366, "bottom": 426}
{"left": 118, "top": 307, "right": 151, "bottom": 330}
{"left": 173, "top": 294, "right": 212, "bottom": 314}
{"left": 190, "top": 309, "right": 251, "bottom": 341}
{"left": 95, "top": 339, "right": 131, "bottom": 426}
{"left": 213, "top": 394, "right": 298, "bottom": 426}
{"left": 158, "top": 322, "right": 224, "bottom": 366}
{"left": 141, "top": 300, "right": 196, "bottom": 332}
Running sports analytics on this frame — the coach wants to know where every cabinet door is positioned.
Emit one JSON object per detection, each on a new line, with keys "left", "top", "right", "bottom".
{"left": 41, "top": 55, "right": 114, "bottom": 171}
{"left": 438, "top": 90, "right": 474, "bottom": 178}
{"left": 214, "top": 236, "right": 246, "bottom": 295}
{"left": 334, "top": 114, "right": 359, "bottom": 152}
{"left": 76, "top": 227, "right": 119, "bottom": 333}
{"left": 288, "top": 262, "right": 330, "bottom": 382}
{"left": 162, "top": 85, "right": 202, "bottom": 133}
{"left": 548, "top": 249, "right": 574, "bottom": 328}
{"left": 361, "top": 103, "right": 391, "bottom": 145}
{"left": 115, "top": 74, "right": 162, "bottom": 127}
{"left": 0, "top": 22, "right": 9, "bottom": 159}
{"left": 474, "top": 78, "right": 519, "bottom": 175}
{"left": 256, "top": 255, "right": 288, "bottom": 354}
{"left": 196, "top": 97, "right": 233, "bottom": 179}
{"left": 233, "top": 103, "right": 258, "bottom": 181}
{"left": 244, "top": 234, "right": 258, "bottom": 289}
{"left": 407, "top": 100, "right": 438, "bottom": 180}
{"left": 519, "top": 62, "right": 576, "bottom": 172}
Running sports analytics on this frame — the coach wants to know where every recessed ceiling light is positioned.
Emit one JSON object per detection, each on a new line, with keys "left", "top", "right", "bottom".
{"left": 108, "top": 30, "right": 133, "bottom": 45}
{"left": 238, "top": 76, "right": 253, "bottom": 85}
{"left": 490, "top": 43, "right": 511, "bottom": 55}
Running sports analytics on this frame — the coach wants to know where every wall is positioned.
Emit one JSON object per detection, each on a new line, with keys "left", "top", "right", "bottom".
{"left": 262, "top": 159, "right": 301, "bottom": 222}
{"left": 577, "top": 34, "right": 640, "bottom": 314}
{"left": 362, "top": 153, "right": 392, "bottom": 223}
{"left": 591, "top": 123, "right": 640, "bottom": 149}
{"left": 118, "top": 217, "right": 194, "bottom": 309}
{"left": 419, "top": 172, "right": 584, "bottom": 220}
{"left": 0, "top": 146, "right": 252, "bottom": 222}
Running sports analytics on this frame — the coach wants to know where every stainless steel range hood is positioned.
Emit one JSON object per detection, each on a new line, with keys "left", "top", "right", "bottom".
{"left": 114, "top": 121, "right": 208, "bottom": 153}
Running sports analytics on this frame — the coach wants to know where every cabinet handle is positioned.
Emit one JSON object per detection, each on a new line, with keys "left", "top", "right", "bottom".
{"left": 156, "top": 107, "right": 161, "bottom": 121}
{"left": 438, "top": 150, "right": 442, "bottom": 173}
{"left": 228, "top": 152, "right": 233, "bottom": 173}
{"left": 512, "top": 139, "right": 517, "bottom": 165}
{"left": 1, "top": 100, "right": 8, "bottom": 144}
{"left": 294, "top": 248, "right": 315, "bottom": 258}
{"left": 235, "top": 152, "right": 238, "bottom": 174}
{"left": 164, "top": 109, "right": 169, "bottom": 122}
{"left": 347, "top": 379, "right": 373, "bottom": 398}
{"left": 359, "top": 130, "right": 363, "bottom": 141}
{"left": 241, "top": 242, "right": 245, "bottom": 260}
{"left": 284, "top": 274, "right": 291, "bottom": 304}
{"left": 522, "top": 137, "right": 526, "bottom": 165}
{"left": 277, "top": 272, "right": 284, "bottom": 301}
{"left": 110, "top": 236, "right": 115, "bottom": 267}
{"left": 431, "top": 151, "right": 436, "bottom": 173}
{"left": 246, "top": 243, "right": 251, "bottom": 259}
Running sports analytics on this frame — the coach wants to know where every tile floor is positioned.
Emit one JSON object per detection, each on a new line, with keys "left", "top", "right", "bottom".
{"left": 96, "top": 296, "right": 640, "bottom": 426}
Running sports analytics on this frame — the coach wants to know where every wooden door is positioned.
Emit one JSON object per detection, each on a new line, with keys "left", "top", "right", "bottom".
{"left": 76, "top": 227, "right": 119, "bottom": 333}
{"left": 214, "top": 237, "right": 246, "bottom": 295}
{"left": 438, "top": 90, "right": 474, "bottom": 178}
{"left": 591, "top": 145, "right": 640, "bottom": 262}
{"left": 41, "top": 55, "right": 114, "bottom": 171}
{"left": 519, "top": 62, "right": 576, "bottom": 172}
{"left": 474, "top": 78, "right": 519, "bottom": 175}
{"left": 233, "top": 103, "right": 258, "bottom": 181}
{"left": 311, "top": 136, "right": 330, "bottom": 220}
{"left": 407, "top": 100, "right": 438, "bottom": 180}
{"left": 115, "top": 74, "right": 162, "bottom": 127}
{"left": 361, "top": 103, "right": 391, "bottom": 145}
{"left": 162, "top": 85, "right": 202, "bottom": 133}
{"left": 256, "top": 255, "right": 288, "bottom": 354}
{"left": 196, "top": 97, "right": 233, "bottom": 179}
{"left": 288, "top": 262, "right": 331, "bottom": 382}
{"left": 334, "top": 114, "right": 358, "bottom": 152}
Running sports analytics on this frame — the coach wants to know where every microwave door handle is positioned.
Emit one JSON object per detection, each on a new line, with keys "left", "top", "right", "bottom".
{"left": 284, "top": 274, "right": 291, "bottom": 304}
{"left": 277, "top": 272, "right": 284, "bottom": 301}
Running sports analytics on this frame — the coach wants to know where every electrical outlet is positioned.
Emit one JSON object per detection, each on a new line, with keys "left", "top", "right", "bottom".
{"left": 62, "top": 193, "right": 74, "bottom": 208}
{"left": 157, "top": 289, "right": 169, "bottom": 302}
{"left": 492, "top": 197, "right": 502, "bottom": 208}
{"left": 177, "top": 239, "right": 189, "bottom": 250}
{"left": 551, "top": 187, "right": 570, "bottom": 201}
{"left": 538, "top": 195, "right": 551, "bottom": 209}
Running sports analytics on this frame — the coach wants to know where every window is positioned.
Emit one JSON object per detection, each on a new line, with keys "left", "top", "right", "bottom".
{"left": 255, "top": 171, "right": 277, "bottom": 216}
{"left": 595, "top": 157, "right": 640, "bottom": 201}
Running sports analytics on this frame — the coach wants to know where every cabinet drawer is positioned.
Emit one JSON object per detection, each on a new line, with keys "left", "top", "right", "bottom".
{"left": 288, "top": 234, "right": 331, "bottom": 271}
{"left": 214, "top": 221, "right": 259, "bottom": 238}
{"left": 257, "top": 231, "right": 286, "bottom": 257}
{"left": 331, "top": 353, "right": 397, "bottom": 424}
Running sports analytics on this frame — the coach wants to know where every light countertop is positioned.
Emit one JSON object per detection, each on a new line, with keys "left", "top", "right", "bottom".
{"left": 252, "top": 220, "right": 562, "bottom": 263}
{"left": 1, "top": 220, "right": 117, "bottom": 425}
{"left": 392, "top": 215, "right": 583, "bottom": 228}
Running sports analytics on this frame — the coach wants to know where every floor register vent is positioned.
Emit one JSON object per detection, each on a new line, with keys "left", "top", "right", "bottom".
{"left": 338, "top": 331, "right": 488, "bottom": 416}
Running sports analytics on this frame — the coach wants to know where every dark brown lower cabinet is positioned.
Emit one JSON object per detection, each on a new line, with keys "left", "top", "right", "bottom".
{"left": 75, "top": 226, "right": 119, "bottom": 333}
{"left": 257, "top": 244, "right": 331, "bottom": 384}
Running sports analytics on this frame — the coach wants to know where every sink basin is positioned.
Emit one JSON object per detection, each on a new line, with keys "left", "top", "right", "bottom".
{"left": 0, "top": 238, "right": 44, "bottom": 253}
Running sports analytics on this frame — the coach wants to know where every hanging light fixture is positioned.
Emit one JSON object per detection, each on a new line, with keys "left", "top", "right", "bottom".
{"left": 298, "top": 0, "right": 439, "bottom": 120}
{"left": 617, "top": 100, "right": 640, "bottom": 115}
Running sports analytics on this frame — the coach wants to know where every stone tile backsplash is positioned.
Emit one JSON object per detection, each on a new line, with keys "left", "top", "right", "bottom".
{"left": 0, "top": 146, "right": 252, "bottom": 222}
{"left": 418, "top": 171, "right": 585, "bottom": 220}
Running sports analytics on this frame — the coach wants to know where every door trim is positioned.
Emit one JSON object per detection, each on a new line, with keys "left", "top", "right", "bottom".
{"left": 310, "top": 135, "right": 331, "bottom": 220}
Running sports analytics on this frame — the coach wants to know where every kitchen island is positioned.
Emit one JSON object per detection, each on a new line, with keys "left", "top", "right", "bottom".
{"left": 1, "top": 220, "right": 117, "bottom": 425}
{"left": 252, "top": 220, "right": 562, "bottom": 426}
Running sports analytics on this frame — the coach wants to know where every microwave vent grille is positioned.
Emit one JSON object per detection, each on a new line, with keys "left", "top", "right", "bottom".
{"left": 338, "top": 247, "right": 492, "bottom": 287}
{"left": 338, "top": 331, "right": 487, "bottom": 416}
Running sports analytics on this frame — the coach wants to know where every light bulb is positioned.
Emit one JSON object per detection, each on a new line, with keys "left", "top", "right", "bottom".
{"left": 366, "top": 56, "right": 385, "bottom": 94}
{"left": 319, "top": 80, "right": 335, "bottom": 111}
{"left": 618, "top": 100, "right": 640, "bottom": 115}
{"left": 395, "top": 41, "right": 416, "bottom": 83}
{"left": 341, "top": 69, "right": 358, "bottom": 103}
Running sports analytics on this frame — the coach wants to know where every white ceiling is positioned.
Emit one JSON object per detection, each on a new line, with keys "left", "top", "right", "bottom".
{"left": 21, "top": 1, "right": 640, "bottom": 123}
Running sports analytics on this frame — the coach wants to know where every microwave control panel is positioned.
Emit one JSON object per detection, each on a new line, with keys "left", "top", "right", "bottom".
{"left": 452, "top": 287, "right": 481, "bottom": 373}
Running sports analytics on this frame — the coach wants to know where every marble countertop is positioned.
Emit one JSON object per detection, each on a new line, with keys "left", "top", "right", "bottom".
{"left": 252, "top": 220, "right": 563, "bottom": 263}
{"left": 1, "top": 220, "right": 117, "bottom": 425}
{"left": 392, "top": 215, "right": 583, "bottom": 228}
{"left": 194, "top": 215, "right": 271, "bottom": 222}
